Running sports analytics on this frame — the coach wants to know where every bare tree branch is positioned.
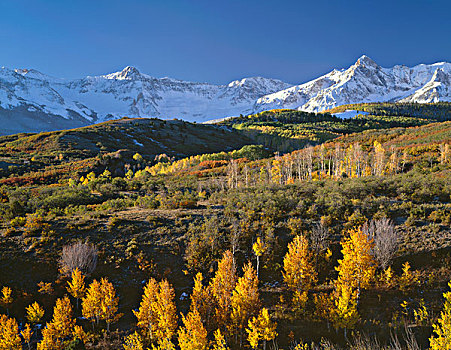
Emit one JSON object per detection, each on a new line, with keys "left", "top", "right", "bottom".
{"left": 60, "top": 241, "right": 98, "bottom": 276}
{"left": 363, "top": 218, "right": 398, "bottom": 270}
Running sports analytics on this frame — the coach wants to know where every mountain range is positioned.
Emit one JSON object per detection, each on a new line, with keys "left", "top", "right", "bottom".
{"left": 0, "top": 55, "right": 450, "bottom": 134}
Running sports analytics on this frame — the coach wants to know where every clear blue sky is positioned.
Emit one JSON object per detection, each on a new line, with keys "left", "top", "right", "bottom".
{"left": 0, "top": 0, "right": 450, "bottom": 84}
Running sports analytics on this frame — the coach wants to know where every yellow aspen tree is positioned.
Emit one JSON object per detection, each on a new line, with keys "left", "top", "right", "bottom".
{"left": 177, "top": 307, "right": 208, "bottom": 350}
{"left": 0, "top": 314, "right": 21, "bottom": 350}
{"left": 210, "top": 250, "right": 237, "bottom": 330}
{"left": 72, "top": 325, "right": 89, "bottom": 345}
{"left": 82, "top": 279, "right": 103, "bottom": 329}
{"left": 336, "top": 227, "right": 376, "bottom": 302}
{"left": 373, "top": 141, "right": 385, "bottom": 176}
{"left": 332, "top": 284, "right": 359, "bottom": 336}
{"left": 37, "top": 282, "right": 54, "bottom": 295}
{"left": 26, "top": 301, "right": 45, "bottom": 324}
{"left": 67, "top": 268, "right": 86, "bottom": 309}
{"left": 383, "top": 266, "right": 394, "bottom": 287}
{"left": 49, "top": 296, "right": 75, "bottom": 341}
{"left": 0, "top": 287, "right": 12, "bottom": 315}
{"left": 399, "top": 261, "right": 415, "bottom": 293}
{"left": 313, "top": 292, "right": 335, "bottom": 324}
{"left": 430, "top": 281, "right": 451, "bottom": 349}
{"left": 190, "top": 273, "right": 214, "bottom": 331}
{"left": 133, "top": 278, "right": 159, "bottom": 340}
{"left": 252, "top": 237, "right": 266, "bottom": 278}
{"left": 230, "top": 262, "right": 260, "bottom": 345}
{"left": 212, "top": 329, "right": 229, "bottom": 350}
{"left": 123, "top": 331, "right": 144, "bottom": 350}
{"left": 270, "top": 157, "right": 283, "bottom": 184}
{"left": 38, "top": 296, "right": 75, "bottom": 350}
{"left": 100, "top": 278, "right": 121, "bottom": 332}
{"left": 246, "top": 308, "right": 277, "bottom": 350}
{"left": 37, "top": 322, "right": 60, "bottom": 350}
{"left": 282, "top": 235, "right": 317, "bottom": 310}
{"left": 153, "top": 279, "right": 178, "bottom": 342}
{"left": 151, "top": 338, "right": 176, "bottom": 350}
{"left": 21, "top": 323, "right": 33, "bottom": 350}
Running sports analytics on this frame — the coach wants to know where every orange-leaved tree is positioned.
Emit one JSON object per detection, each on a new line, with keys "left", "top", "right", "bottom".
{"left": 0, "top": 287, "right": 13, "bottom": 316}
{"left": 82, "top": 279, "right": 103, "bottom": 329}
{"left": 21, "top": 323, "right": 33, "bottom": 350}
{"left": 430, "top": 281, "right": 451, "bottom": 349}
{"left": 82, "top": 278, "right": 121, "bottom": 332}
{"left": 211, "top": 329, "right": 229, "bottom": 350}
{"left": 100, "top": 278, "right": 121, "bottom": 332}
{"left": 252, "top": 237, "right": 266, "bottom": 278}
{"left": 123, "top": 331, "right": 144, "bottom": 350}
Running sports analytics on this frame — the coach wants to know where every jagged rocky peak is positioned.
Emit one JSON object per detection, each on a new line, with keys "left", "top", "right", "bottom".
{"left": 431, "top": 68, "right": 450, "bottom": 83}
{"left": 113, "top": 66, "right": 142, "bottom": 80}
{"left": 355, "top": 55, "right": 379, "bottom": 69}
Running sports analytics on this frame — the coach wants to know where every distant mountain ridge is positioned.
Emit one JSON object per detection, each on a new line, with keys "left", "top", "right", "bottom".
{"left": 254, "top": 55, "right": 451, "bottom": 112}
{"left": 0, "top": 55, "right": 450, "bottom": 134}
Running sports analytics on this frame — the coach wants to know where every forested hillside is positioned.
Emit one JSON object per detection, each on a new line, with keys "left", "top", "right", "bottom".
{"left": 0, "top": 115, "right": 450, "bottom": 349}
{"left": 221, "top": 103, "right": 451, "bottom": 152}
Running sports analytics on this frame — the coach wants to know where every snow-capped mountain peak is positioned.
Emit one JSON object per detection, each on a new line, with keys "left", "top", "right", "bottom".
{"left": 354, "top": 55, "right": 379, "bottom": 69}
{"left": 0, "top": 56, "right": 450, "bottom": 135}
{"left": 105, "top": 66, "right": 143, "bottom": 80}
{"left": 254, "top": 56, "right": 451, "bottom": 113}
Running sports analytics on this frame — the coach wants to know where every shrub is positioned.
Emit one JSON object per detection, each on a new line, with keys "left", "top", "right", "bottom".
{"left": 60, "top": 241, "right": 98, "bottom": 276}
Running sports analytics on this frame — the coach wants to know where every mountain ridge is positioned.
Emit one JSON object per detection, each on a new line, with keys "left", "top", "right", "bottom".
{"left": 0, "top": 55, "right": 450, "bottom": 134}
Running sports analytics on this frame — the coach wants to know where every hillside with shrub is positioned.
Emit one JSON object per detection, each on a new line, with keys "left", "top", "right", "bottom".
{"left": 0, "top": 114, "right": 450, "bottom": 349}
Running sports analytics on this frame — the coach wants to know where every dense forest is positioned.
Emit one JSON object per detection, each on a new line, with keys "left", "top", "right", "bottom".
{"left": 0, "top": 104, "right": 450, "bottom": 349}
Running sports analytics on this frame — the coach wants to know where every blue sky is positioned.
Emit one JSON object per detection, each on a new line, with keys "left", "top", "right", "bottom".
{"left": 0, "top": 0, "right": 450, "bottom": 84}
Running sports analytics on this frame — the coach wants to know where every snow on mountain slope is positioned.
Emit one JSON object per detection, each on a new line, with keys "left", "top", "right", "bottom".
{"left": 0, "top": 55, "right": 450, "bottom": 135}
{"left": 254, "top": 55, "right": 451, "bottom": 112}
{"left": 0, "top": 65, "right": 291, "bottom": 129}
